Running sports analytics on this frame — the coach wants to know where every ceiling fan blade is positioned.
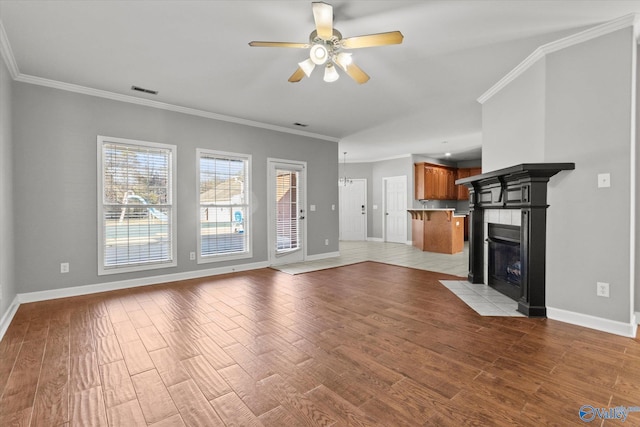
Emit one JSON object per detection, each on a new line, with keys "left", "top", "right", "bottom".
{"left": 336, "top": 60, "right": 370, "bottom": 84}
{"left": 312, "top": 2, "right": 333, "bottom": 40}
{"left": 248, "top": 41, "right": 310, "bottom": 48}
{"left": 288, "top": 67, "right": 306, "bottom": 83}
{"left": 341, "top": 31, "right": 404, "bottom": 49}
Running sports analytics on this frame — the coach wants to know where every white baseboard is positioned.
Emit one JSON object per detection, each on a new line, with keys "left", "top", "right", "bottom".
{"left": 0, "top": 295, "right": 20, "bottom": 342}
{"left": 547, "top": 306, "right": 638, "bottom": 338}
{"left": 17, "top": 261, "right": 270, "bottom": 305}
{"left": 306, "top": 251, "right": 340, "bottom": 261}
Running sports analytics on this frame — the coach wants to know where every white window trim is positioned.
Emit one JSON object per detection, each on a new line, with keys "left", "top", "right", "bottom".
{"left": 196, "top": 148, "right": 252, "bottom": 264}
{"left": 97, "top": 135, "right": 177, "bottom": 275}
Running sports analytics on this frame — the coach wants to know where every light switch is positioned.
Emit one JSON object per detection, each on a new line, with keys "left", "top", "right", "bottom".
{"left": 597, "top": 173, "right": 610, "bottom": 188}
{"left": 310, "top": 205, "right": 316, "bottom": 212}
{"left": 373, "top": 205, "right": 378, "bottom": 210}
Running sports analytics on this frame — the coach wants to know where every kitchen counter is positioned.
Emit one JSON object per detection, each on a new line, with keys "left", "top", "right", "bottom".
{"left": 407, "top": 209, "right": 465, "bottom": 254}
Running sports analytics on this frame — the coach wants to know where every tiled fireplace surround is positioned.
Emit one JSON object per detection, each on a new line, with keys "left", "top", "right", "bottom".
{"left": 456, "top": 163, "right": 574, "bottom": 317}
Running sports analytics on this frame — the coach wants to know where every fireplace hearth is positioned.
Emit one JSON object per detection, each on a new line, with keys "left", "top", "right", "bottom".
{"left": 456, "top": 163, "right": 574, "bottom": 317}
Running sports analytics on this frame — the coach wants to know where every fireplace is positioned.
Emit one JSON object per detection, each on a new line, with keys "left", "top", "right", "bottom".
{"left": 456, "top": 163, "right": 574, "bottom": 317}
{"left": 487, "top": 223, "right": 521, "bottom": 301}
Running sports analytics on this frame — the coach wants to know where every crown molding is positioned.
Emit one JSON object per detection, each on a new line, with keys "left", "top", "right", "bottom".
{"left": 0, "top": 20, "right": 19, "bottom": 78}
{"left": 341, "top": 153, "right": 413, "bottom": 163}
{"left": 478, "top": 13, "right": 640, "bottom": 104}
{"left": 14, "top": 74, "right": 340, "bottom": 142}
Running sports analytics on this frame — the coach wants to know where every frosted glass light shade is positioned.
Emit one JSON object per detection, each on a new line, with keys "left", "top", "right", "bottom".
{"left": 335, "top": 52, "right": 353, "bottom": 69}
{"left": 298, "top": 58, "right": 315, "bottom": 77}
{"left": 323, "top": 63, "right": 339, "bottom": 82}
{"left": 309, "top": 44, "right": 329, "bottom": 65}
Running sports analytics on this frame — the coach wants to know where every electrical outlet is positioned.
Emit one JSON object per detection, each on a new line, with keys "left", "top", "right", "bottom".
{"left": 189, "top": 252, "right": 196, "bottom": 261}
{"left": 325, "top": 239, "right": 329, "bottom": 246}
{"left": 597, "top": 173, "right": 611, "bottom": 188}
{"left": 60, "top": 262, "right": 69, "bottom": 274}
{"left": 596, "top": 282, "right": 610, "bottom": 298}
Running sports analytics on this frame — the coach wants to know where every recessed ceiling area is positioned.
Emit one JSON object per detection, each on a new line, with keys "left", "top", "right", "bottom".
{"left": 1, "top": 1, "right": 639, "bottom": 162}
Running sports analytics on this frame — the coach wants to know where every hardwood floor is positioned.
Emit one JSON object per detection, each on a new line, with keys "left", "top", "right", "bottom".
{"left": 1, "top": 262, "right": 639, "bottom": 426}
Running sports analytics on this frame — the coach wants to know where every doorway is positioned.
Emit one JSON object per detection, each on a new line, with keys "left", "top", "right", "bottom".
{"left": 339, "top": 179, "right": 367, "bottom": 241}
{"left": 383, "top": 175, "right": 407, "bottom": 243}
{"left": 268, "top": 159, "right": 306, "bottom": 265}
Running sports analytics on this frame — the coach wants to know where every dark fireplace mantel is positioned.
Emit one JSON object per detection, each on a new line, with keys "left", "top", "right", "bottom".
{"left": 456, "top": 163, "right": 574, "bottom": 317}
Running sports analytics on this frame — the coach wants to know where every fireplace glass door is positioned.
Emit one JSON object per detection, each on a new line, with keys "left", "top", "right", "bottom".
{"left": 487, "top": 223, "right": 522, "bottom": 301}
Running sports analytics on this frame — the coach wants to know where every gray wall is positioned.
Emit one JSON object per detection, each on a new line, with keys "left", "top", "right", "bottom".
{"left": 545, "top": 28, "right": 634, "bottom": 324}
{"left": 12, "top": 82, "right": 338, "bottom": 294}
{"left": 482, "top": 27, "right": 635, "bottom": 324}
{"left": 482, "top": 59, "right": 546, "bottom": 171}
{"left": 0, "top": 55, "right": 15, "bottom": 318}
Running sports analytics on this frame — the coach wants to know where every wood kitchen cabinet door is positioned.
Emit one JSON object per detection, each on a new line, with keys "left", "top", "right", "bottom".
{"left": 455, "top": 167, "right": 482, "bottom": 200}
{"left": 424, "top": 166, "right": 439, "bottom": 199}
{"left": 415, "top": 162, "right": 460, "bottom": 200}
{"left": 456, "top": 168, "right": 470, "bottom": 200}
{"left": 445, "top": 168, "right": 457, "bottom": 200}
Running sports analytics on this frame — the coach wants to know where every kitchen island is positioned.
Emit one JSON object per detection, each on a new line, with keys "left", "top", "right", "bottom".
{"left": 407, "top": 208, "right": 466, "bottom": 254}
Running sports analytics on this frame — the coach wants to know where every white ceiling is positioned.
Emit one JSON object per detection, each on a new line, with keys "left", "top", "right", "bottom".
{"left": 1, "top": 0, "right": 640, "bottom": 162}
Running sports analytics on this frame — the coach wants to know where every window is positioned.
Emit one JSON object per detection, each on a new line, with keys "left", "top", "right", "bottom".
{"left": 275, "top": 168, "right": 300, "bottom": 253}
{"left": 197, "top": 149, "right": 251, "bottom": 263}
{"left": 98, "top": 136, "right": 176, "bottom": 274}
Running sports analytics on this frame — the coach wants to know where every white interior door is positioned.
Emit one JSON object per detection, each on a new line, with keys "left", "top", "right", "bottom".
{"left": 268, "top": 159, "right": 306, "bottom": 265}
{"left": 339, "top": 179, "right": 367, "bottom": 241}
{"left": 384, "top": 176, "right": 407, "bottom": 243}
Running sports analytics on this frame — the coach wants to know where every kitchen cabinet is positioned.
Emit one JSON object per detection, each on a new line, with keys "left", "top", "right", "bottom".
{"left": 408, "top": 209, "right": 465, "bottom": 254}
{"left": 414, "top": 162, "right": 457, "bottom": 200}
{"left": 455, "top": 167, "right": 482, "bottom": 200}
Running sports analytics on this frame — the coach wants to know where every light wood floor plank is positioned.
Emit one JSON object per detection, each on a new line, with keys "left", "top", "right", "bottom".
{"left": 70, "top": 387, "right": 108, "bottom": 427}
{"left": 130, "top": 369, "right": 179, "bottom": 424}
{"left": 210, "top": 392, "right": 264, "bottom": 427}
{"left": 99, "top": 360, "right": 136, "bottom": 408}
{"left": 167, "top": 379, "right": 225, "bottom": 427}
{"left": 105, "top": 400, "right": 146, "bottom": 427}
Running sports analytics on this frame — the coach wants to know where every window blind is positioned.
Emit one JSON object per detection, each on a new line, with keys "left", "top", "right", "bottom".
{"left": 99, "top": 137, "right": 175, "bottom": 273}
{"left": 198, "top": 150, "right": 250, "bottom": 261}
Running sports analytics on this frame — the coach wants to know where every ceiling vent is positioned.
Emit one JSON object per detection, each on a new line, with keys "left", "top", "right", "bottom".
{"left": 131, "top": 85, "right": 158, "bottom": 95}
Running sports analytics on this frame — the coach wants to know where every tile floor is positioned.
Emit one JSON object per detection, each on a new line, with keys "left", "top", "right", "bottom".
{"left": 272, "top": 240, "right": 522, "bottom": 317}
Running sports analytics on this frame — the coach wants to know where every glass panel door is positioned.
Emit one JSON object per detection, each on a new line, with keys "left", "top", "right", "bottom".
{"left": 275, "top": 169, "right": 300, "bottom": 253}
{"left": 269, "top": 160, "right": 305, "bottom": 265}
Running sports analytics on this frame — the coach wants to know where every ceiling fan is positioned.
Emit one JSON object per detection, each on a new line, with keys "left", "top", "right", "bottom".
{"left": 248, "top": 2, "right": 403, "bottom": 84}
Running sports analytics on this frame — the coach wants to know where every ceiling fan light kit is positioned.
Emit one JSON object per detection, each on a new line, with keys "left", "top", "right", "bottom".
{"left": 310, "top": 43, "right": 329, "bottom": 65}
{"left": 323, "top": 63, "right": 340, "bottom": 82}
{"left": 248, "top": 1, "right": 403, "bottom": 84}
{"left": 298, "top": 58, "right": 316, "bottom": 77}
